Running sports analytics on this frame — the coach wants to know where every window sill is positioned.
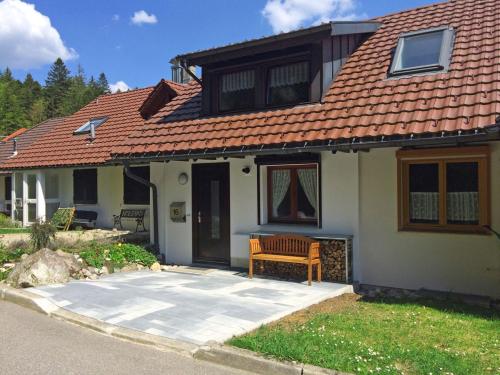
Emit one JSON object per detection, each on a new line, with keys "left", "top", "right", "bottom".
{"left": 398, "top": 224, "right": 491, "bottom": 235}
{"left": 263, "top": 221, "right": 318, "bottom": 227}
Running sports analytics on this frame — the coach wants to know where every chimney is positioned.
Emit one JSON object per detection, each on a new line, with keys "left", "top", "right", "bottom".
{"left": 171, "top": 59, "right": 196, "bottom": 84}
{"left": 89, "top": 122, "right": 96, "bottom": 141}
{"left": 12, "top": 137, "right": 17, "bottom": 156}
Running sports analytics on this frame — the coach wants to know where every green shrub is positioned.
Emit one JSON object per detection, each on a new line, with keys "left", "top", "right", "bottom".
{"left": 0, "top": 244, "right": 30, "bottom": 264}
{"left": 0, "top": 213, "right": 20, "bottom": 228}
{"left": 80, "top": 243, "right": 156, "bottom": 269}
{"left": 30, "top": 220, "right": 57, "bottom": 250}
{"left": 0, "top": 268, "right": 12, "bottom": 281}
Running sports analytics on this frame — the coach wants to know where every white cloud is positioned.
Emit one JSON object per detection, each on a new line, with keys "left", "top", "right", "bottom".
{"left": 0, "top": 0, "right": 77, "bottom": 69}
{"left": 109, "top": 81, "right": 130, "bottom": 93}
{"left": 130, "top": 10, "right": 157, "bottom": 25}
{"left": 262, "top": 0, "right": 365, "bottom": 33}
{"left": 112, "top": 14, "right": 120, "bottom": 21}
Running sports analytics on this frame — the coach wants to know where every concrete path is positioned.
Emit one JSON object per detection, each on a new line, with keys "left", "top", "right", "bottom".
{"left": 0, "top": 300, "right": 249, "bottom": 375}
{"left": 31, "top": 269, "right": 352, "bottom": 345}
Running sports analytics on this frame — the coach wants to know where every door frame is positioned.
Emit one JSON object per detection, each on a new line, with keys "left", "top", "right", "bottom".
{"left": 192, "top": 162, "right": 231, "bottom": 265}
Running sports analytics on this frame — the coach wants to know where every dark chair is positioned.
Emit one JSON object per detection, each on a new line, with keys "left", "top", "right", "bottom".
{"left": 72, "top": 210, "right": 98, "bottom": 229}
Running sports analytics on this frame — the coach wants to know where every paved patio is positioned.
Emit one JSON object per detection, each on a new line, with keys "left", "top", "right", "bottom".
{"left": 31, "top": 269, "right": 352, "bottom": 345}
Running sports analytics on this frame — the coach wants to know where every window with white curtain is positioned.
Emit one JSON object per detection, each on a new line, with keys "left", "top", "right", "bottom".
{"left": 267, "top": 164, "right": 317, "bottom": 224}
{"left": 398, "top": 147, "right": 490, "bottom": 233}
{"left": 267, "top": 61, "right": 309, "bottom": 106}
{"left": 219, "top": 69, "right": 255, "bottom": 112}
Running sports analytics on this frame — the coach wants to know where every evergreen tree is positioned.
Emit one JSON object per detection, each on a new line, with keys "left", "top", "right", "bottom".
{"left": 20, "top": 74, "right": 43, "bottom": 120}
{"left": 45, "top": 58, "right": 71, "bottom": 118}
{"left": 97, "top": 73, "right": 110, "bottom": 94}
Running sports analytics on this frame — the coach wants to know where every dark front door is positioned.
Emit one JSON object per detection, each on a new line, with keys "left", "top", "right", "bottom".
{"left": 192, "top": 163, "right": 230, "bottom": 264}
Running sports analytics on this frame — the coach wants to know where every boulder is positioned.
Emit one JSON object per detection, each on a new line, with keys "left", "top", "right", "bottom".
{"left": 7, "top": 249, "right": 71, "bottom": 288}
{"left": 150, "top": 262, "right": 161, "bottom": 272}
{"left": 121, "top": 264, "right": 139, "bottom": 273}
{"left": 55, "top": 250, "right": 81, "bottom": 276}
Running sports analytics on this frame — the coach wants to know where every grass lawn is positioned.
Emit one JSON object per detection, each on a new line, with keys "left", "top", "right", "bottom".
{"left": 229, "top": 294, "right": 500, "bottom": 375}
{"left": 0, "top": 228, "right": 30, "bottom": 234}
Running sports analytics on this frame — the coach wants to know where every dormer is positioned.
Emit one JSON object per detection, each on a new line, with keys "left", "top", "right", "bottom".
{"left": 173, "top": 21, "right": 381, "bottom": 116}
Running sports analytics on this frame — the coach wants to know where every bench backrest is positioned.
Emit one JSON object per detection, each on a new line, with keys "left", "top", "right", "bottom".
{"left": 120, "top": 209, "right": 145, "bottom": 218}
{"left": 259, "top": 234, "right": 316, "bottom": 257}
{"left": 75, "top": 210, "right": 98, "bottom": 221}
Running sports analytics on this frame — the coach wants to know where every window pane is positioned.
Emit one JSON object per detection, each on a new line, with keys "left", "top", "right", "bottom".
{"left": 123, "top": 166, "right": 150, "bottom": 205}
{"left": 210, "top": 180, "right": 220, "bottom": 239}
{"left": 27, "top": 175, "right": 36, "bottom": 200}
{"left": 399, "top": 31, "right": 443, "bottom": 69}
{"left": 267, "top": 62, "right": 309, "bottom": 106}
{"left": 446, "top": 162, "right": 479, "bottom": 225}
{"left": 219, "top": 70, "right": 255, "bottom": 112}
{"left": 5, "top": 177, "right": 11, "bottom": 201}
{"left": 409, "top": 163, "right": 439, "bottom": 224}
{"left": 270, "top": 169, "right": 291, "bottom": 218}
{"left": 73, "top": 169, "right": 97, "bottom": 204}
{"left": 297, "top": 168, "right": 317, "bottom": 219}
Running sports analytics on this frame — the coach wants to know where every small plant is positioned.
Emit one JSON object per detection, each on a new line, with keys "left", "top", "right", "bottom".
{"left": 0, "top": 243, "right": 30, "bottom": 264}
{"left": 30, "top": 220, "right": 57, "bottom": 250}
{"left": 80, "top": 243, "right": 156, "bottom": 269}
{"left": 0, "top": 213, "right": 20, "bottom": 228}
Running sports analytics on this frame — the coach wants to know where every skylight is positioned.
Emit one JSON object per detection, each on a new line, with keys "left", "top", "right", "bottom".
{"left": 390, "top": 27, "right": 454, "bottom": 77}
{"left": 74, "top": 117, "right": 108, "bottom": 134}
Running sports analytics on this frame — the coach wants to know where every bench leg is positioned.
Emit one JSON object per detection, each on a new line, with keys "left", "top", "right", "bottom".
{"left": 308, "top": 262, "right": 312, "bottom": 286}
{"left": 249, "top": 258, "right": 253, "bottom": 279}
{"left": 317, "top": 262, "right": 322, "bottom": 283}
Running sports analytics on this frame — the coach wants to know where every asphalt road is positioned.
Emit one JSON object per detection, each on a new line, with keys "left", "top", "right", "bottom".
{"left": 0, "top": 301, "right": 250, "bottom": 375}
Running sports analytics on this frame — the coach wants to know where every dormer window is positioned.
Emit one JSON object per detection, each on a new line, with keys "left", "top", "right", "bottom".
{"left": 267, "top": 61, "right": 309, "bottom": 106}
{"left": 74, "top": 117, "right": 108, "bottom": 134}
{"left": 390, "top": 27, "right": 454, "bottom": 77}
{"left": 219, "top": 70, "right": 255, "bottom": 112}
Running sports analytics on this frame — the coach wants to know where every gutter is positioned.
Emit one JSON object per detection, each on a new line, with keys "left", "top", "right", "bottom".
{"left": 122, "top": 161, "right": 160, "bottom": 256}
{"left": 111, "top": 126, "right": 500, "bottom": 164}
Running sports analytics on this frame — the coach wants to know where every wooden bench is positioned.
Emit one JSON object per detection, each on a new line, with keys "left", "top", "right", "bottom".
{"left": 50, "top": 207, "right": 75, "bottom": 231}
{"left": 249, "top": 234, "right": 321, "bottom": 286}
{"left": 113, "top": 209, "right": 146, "bottom": 232}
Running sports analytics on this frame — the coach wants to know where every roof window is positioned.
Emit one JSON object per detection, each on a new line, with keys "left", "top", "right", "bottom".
{"left": 389, "top": 27, "right": 454, "bottom": 77}
{"left": 74, "top": 117, "right": 108, "bottom": 134}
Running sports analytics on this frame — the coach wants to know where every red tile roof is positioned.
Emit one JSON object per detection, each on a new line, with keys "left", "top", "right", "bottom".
{"left": 2, "top": 128, "right": 27, "bottom": 142}
{"left": 0, "top": 118, "right": 64, "bottom": 169}
{"left": 112, "top": 0, "right": 500, "bottom": 158}
{"left": 0, "top": 87, "right": 156, "bottom": 169}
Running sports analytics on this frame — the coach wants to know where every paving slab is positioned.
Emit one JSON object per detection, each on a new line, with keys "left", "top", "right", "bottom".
{"left": 31, "top": 269, "right": 352, "bottom": 345}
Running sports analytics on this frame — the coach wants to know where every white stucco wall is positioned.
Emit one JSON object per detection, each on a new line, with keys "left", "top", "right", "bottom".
{"left": 152, "top": 152, "right": 360, "bottom": 269}
{"left": 0, "top": 175, "right": 7, "bottom": 213}
{"left": 27, "top": 166, "right": 151, "bottom": 231}
{"left": 358, "top": 143, "right": 500, "bottom": 298}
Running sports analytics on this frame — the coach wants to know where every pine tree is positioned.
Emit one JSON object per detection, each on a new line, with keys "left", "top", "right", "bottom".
{"left": 97, "top": 73, "right": 110, "bottom": 94}
{"left": 20, "top": 74, "right": 43, "bottom": 124}
{"left": 45, "top": 58, "right": 71, "bottom": 118}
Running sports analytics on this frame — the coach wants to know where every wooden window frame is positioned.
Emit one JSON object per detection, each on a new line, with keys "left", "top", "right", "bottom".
{"left": 265, "top": 60, "right": 311, "bottom": 108}
{"left": 397, "top": 146, "right": 490, "bottom": 234}
{"left": 267, "top": 163, "right": 318, "bottom": 225}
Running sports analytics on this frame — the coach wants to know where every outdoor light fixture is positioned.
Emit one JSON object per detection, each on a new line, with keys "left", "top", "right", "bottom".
{"left": 178, "top": 172, "right": 189, "bottom": 185}
{"left": 242, "top": 166, "right": 251, "bottom": 175}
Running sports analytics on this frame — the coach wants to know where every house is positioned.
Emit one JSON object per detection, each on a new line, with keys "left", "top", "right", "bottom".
{"left": 0, "top": 118, "right": 65, "bottom": 219}
{"left": 1, "top": 0, "right": 499, "bottom": 298}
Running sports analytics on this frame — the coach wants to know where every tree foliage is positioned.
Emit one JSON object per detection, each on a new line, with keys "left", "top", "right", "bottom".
{"left": 0, "top": 58, "right": 110, "bottom": 137}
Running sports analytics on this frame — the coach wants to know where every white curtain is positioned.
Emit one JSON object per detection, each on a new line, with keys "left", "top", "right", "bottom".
{"left": 447, "top": 192, "right": 479, "bottom": 223}
{"left": 271, "top": 170, "right": 291, "bottom": 217}
{"left": 269, "top": 62, "right": 309, "bottom": 88}
{"left": 297, "top": 168, "right": 317, "bottom": 213}
{"left": 410, "top": 192, "right": 439, "bottom": 221}
{"left": 221, "top": 70, "right": 255, "bottom": 93}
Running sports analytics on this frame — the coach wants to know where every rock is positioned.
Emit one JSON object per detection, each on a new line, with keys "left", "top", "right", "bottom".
{"left": 81, "top": 269, "right": 92, "bottom": 278}
{"left": 20, "top": 254, "right": 29, "bottom": 260}
{"left": 114, "top": 267, "right": 121, "bottom": 273}
{"left": 137, "top": 264, "right": 144, "bottom": 270}
{"left": 88, "top": 267, "right": 97, "bottom": 274}
{"left": 101, "top": 266, "right": 109, "bottom": 275}
{"left": 88, "top": 274, "right": 98, "bottom": 280}
{"left": 150, "top": 262, "right": 161, "bottom": 272}
{"left": 54, "top": 250, "right": 81, "bottom": 277}
{"left": 7, "top": 249, "right": 71, "bottom": 288}
{"left": 121, "top": 264, "right": 139, "bottom": 273}
{"left": 3, "top": 263, "right": 16, "bottom": 269}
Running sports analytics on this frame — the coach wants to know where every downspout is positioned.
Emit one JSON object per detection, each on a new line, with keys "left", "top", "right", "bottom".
{"left": 122, "top": 161, "right": 160, "bottom": 256}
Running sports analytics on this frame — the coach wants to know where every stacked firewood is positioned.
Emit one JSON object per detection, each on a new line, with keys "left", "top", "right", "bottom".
{"left": 252, "top": 239, "right": 348, "bottom": 283}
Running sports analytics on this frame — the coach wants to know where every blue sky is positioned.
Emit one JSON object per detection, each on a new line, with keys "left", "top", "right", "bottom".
{"left": 1, "top": 0, "right": 438, "bottom": 91}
